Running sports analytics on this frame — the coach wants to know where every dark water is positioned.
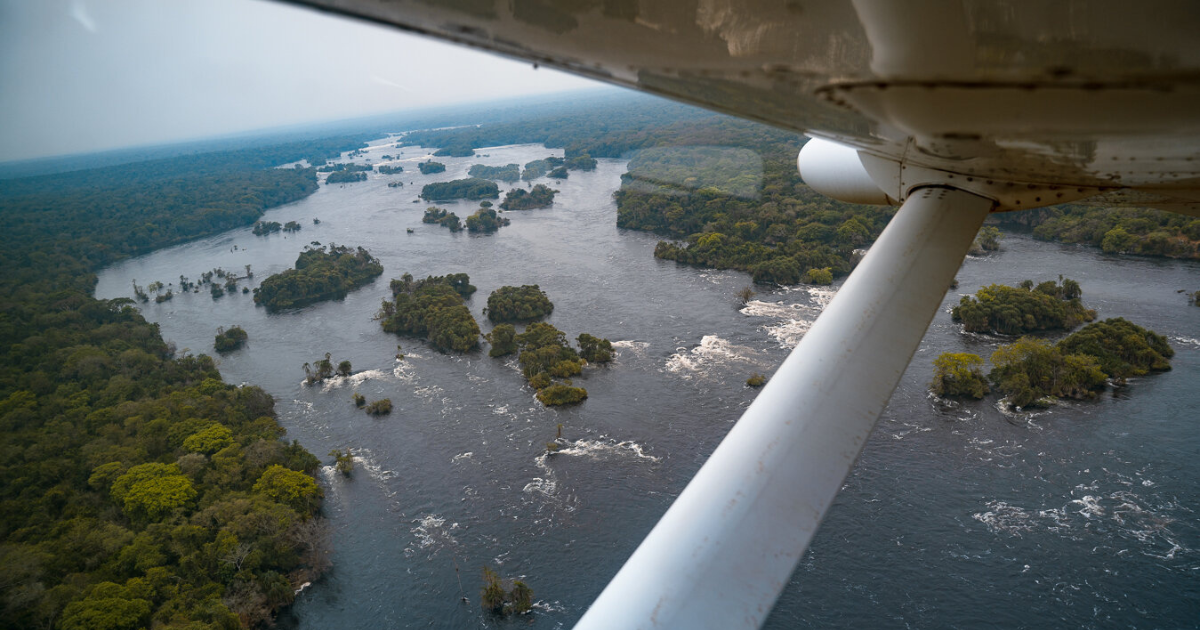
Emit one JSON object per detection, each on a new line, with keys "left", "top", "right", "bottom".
{"left": 95, "top": 137, "right": 1200, "bottom": 629}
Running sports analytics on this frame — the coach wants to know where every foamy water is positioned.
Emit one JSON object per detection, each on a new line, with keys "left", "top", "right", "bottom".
{"left": 664, "top": 335, "right": 758, "bottom": 377}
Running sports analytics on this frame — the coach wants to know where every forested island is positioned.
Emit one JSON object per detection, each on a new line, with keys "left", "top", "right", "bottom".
{"left": 422, "top": 207, "right": 463, "bottom": 232}
{"left": 499, "top": 184, "right": 556, "bottom": 210}
{"left": 326, "top": 170, "right": 367, "bottom": 184}
{"left": 378, "top": 273, "right": 481, "bottom": 353}
{"left": 417, "top": 161, "right": 445, "bottom": 175}
{"left": 433, "top": 146, "right": 475, "bottom": 157}
{"left": 468, "top": 163, "right": 520, "bottom": 183}
{"left": 486, "top": 323, "right": 612, "bottom": 406}
{"left": 421, "top": 178, "right": 500, "bottom": 202}
{"left": 521, "top": 157, "right": 563, "bottom": 181}
{"left": 486, "top": 285, "right": 554, "bottom": 322}
{"left": 465, "top": 207, "right": 509, "bottom": 233}
{"left": 253, "top": 244, "right": 384, "bottom": 311}
{"left": 0, "top": 132, "right": 356, "bottom": 627}
{"left": 933, "top": 318, "right": 1173, "bottom": 408}
{"left": 951, "top": 277, "right": 1095, "bottom": 335}
{"left": 214, "top": 325, "right": 248, "bottom": 352}
{"left": 378, "top": 165, "right": 404, "bottom": 175}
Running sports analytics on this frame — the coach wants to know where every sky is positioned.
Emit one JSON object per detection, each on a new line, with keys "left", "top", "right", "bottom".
{"left": 0, "top": 0, "right": 598, "bottom": 162}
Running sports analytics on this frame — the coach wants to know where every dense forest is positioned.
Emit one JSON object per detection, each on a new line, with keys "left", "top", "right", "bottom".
{"left": 325, "top": 171, "right": 367, "bottom": 184}
{"left": 377, "top": 165, "right": 403, "bottom": 175}
{"left": 417, "top": 162, "right": 445, "bottom": 175}
{"left": 951, "top": 277, "right": 1095, "bottom": 335}
{"left": 933, "top": 317, "right": 1173, "bottom": 407}
{"left": 420, "top": 178, "right": 499, "bottom": 202}
{"left": 377, "top": 274, "right": 481, "bottom": 353}
{"left": 467, "top": 164, "right": 520, "bottom": 183}
{"left": 465, "top": 208, "right": 509, "bottom": 233}
{"left": 996, "top": 205, "right": 1200, "bottom": 259}
{"left": 499, "top": 185, "right": 556, "bottom": 211}
{"left": 422, "top": 208, "right": 463, "bottom": 232}
{"left": 486, "top": 286, "right": 554, "bottom": 322}
{"left": 0, "top": 135, "right": 347, "bottom": 628}
{"left": 253, "top": 245, "right": 384, "bottom": 312}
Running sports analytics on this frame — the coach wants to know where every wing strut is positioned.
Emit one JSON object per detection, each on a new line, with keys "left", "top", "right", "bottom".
{"left": 576, "top": 187, "right": 993, "bottom": 629}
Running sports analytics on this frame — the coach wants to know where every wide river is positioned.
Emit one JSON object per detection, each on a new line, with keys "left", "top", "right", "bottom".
{"left": 95, "top": 137, "right": 1200, "bottom": 629}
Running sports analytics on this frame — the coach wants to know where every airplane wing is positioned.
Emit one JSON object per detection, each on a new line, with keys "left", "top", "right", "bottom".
{"left": 276, "top": 1, "right": 1200, "bottom": 627}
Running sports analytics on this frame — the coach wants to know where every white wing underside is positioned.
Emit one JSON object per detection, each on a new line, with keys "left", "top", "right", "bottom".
{"left": 284, "top": 0, "right": 1200, "bottom": 215}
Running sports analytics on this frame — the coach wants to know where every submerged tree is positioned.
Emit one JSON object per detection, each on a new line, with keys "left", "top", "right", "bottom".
{"left": 480, "top": 567, "right": 534, "bottom": 616}
{"left": 329, "top": 449, "right": 354, "bottom": 476}
{"left": 930, "top": 352, "right": 989, "bottom": 399}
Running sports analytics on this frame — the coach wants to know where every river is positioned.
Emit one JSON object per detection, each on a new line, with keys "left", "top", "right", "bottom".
{"left": 94, "top": 136, "right": 1200, "bottom": 629}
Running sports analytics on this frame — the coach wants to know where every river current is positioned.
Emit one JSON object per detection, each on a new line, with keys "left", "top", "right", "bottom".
{"left": 94, "top": 137, "right": 1200, "bottom": 628}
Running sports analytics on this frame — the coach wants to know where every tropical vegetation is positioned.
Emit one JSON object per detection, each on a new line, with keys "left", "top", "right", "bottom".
{"left": 465, "top": 207, "right": 509, "bottom": 233}
{"left": 422, "top": 207, "right": 463, "bottom": 232}
{"left": 951, "top": 277, "right": 1094, "bottom": 335}
{"left": 499, "top": 184, "right": 556, "bottom": 210}
{"left": 420, "top": 178, "right": 499, "bottom": 202}
{"left": 467, "top": 163, "right": 520, "bottom": 183}
{"left": 253, "top": 244, "right": 384, "bottom": 312}
{"left": 486, "top": 285, "right": 554, "bottom": 323}
{"left": 377, "top": 273, "right": 481, "bottom": 353}
{"left": 417, "top": 161, "right": 445, "bottom": 175}
{"left": 214, "top": 326, "right": 248, "bottom": 353}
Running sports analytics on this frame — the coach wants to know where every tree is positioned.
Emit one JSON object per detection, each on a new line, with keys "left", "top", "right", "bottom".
{"left": 803, "top": 267, "right": 834, "bottom": 285}
{"left": 737, "top": 286, "right": 755, "bottom": 305}
{"left": 254, "top": 464, "right": 321, "bottom": 512}
{"left": 930, "top": 353, "right": 989, "bottom": 399}
{"left": 487, "top": 324, "right": 517, "bottom": 357}
{"left": 336, "top": 360, "right": 352, "bottom": 377}
{"left": 577, "top": 333, "right": 613, "bottom": 363}
{"left": 747, "top": 373, "right": 766, "bottom": 387}
{"left": 366, "top": 399, "right": 393, "bottom": 415}
{"left": 329, "top": 449, "right": 354, "bottom": 476}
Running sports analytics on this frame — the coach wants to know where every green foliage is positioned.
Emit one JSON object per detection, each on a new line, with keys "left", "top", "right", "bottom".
{"left": 521, "top": 157, "right": 564, "bottom": 181}
{"left": 487, "top": 324, "right": 518, "bottom": 357}
{"left": 548, "top": 166, "right": 569, "bottom": 179}
{"left": 379, "top": 273, "right": 481, "bottom": 353}
{"left": 316, "top": 162, "right": 372, "bottom": 174}
{"left": 468, "top": 163, "right": 520, "bottom": 182}
{"left": 352, "top": 392, "right": 366, "bottom": 407}
{"left": 254, "top": 465, "right": 321, "bottom": 512}
{"left": 803, "top": 267, "right": 834, "bottom": 285}
{"left": 365, "top": 399, "right": 393, "bottom": 416}
{"left": 253, "top": 244, "right": 383, "bottom": 311}
{"left": 329, "top": 449, "right": 354, "bottom": 475}
{"left": 487, "top": 285, "right": 554, "bottom": 322}
{"left": 577, "top": 333, "right": 613, "bottom": 364}
{"left": 536, "top": 384, "right": 588, "bottom": 406}
{"left": 422, "top": 207, "right": 464, "bottom": 232}
{"left": 1016, "top": 204, "right": 1199, "bottom": 259}
{"left": 0, "top": 135, "right": 340, "bottom": 629}
{"left": 420, "top": 178, "right": 499, "bottom": 201}
{"left": 336, "top": 360, "right": 352, "bottom": 377}
{"left": 326, "top": 170, "right": 367, "bottom": 184}
{"left": 951, "top": 278, "right": 1095, "bottom": 335}
{"left": 378, "top": 164, "right": 404, "bottom": 175}
{"left": 989, "top": 338, "right": 1108, "bottom": 408}
{"left": 417, "top": 161, "right": 445, "bottom": 174}
{"left": 182, "top": 424, "right": 234, "bottom": 455}
{"left": 433, "top": 145, "right": 474, "bottom": 157}
{"left": 969, "top": 226, "right": 1003, "bottom": 254}
{"left": 930, "top": 353, "right": 989, "bottom": 399}
{"left": 464, "top": 207, "right": 510, "bottom": 233}
{"left": 499, "top": 184, "right": 556, "bottom": 210}
{"left": 253, "top": 221, "right": 282, "bottom": 236}
{"left": 477, "top": 566, "right": 535, "bottom": 616}
{"left": 565, "top": 154, "right": 597, "bottom": 170}
{"left": 746, "top": 373, "right": 766, "bottom": 387}
{"left": 213, "top": 325, "right": 248, "bottom": 353}
{"left": 1056, "top": 318, "right": 1174, "bottom": 380}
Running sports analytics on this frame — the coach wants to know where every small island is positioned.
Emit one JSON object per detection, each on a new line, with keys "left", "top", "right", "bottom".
{"left": 486, "top": 285, "right": 554, "bottom": 322}
{"left": 326, "top": 170, "right": 367, "bottom": 184}
{"left": 566, "top": 153, "right": 598, "bottom": 171}
{"left": 465, "top": 207, "right": 510, "bottom": 233}
{"left": 548, "top": 166, "right": 569, "bottom": 179}
{"left": 418, "top": 161, "right": 446, "bottom": 174}
{"left": 213, "top": 325, "right": 248, "bottom": 353}
{"left": 499, "top": 184, "right": 556, "bottom": 210}
{"left": 433, "top": 145, "right": 475, "bottom": 157}
{"left": 969, "top": 226, "right": 1003, "bottom": 255}
{"left": 378, "top": 273, "right": 481, "bottom": 353}
{"left": 468, "top": 163, "right": 521, "bottom": 183}
{"left": 422, "top": 207, "right": 463, "bottom": 232}
{"left": 253, "top": 244, "right": 384, "bottom": 311}
{"left": 521, "top": 157, "right": 564, "bottom": 181}
{"left": 378, "top": 164, "right": 404, "bottom": 174}
{"left": 252, "top": 221, "right": 282, "bottom": 236}
{"left": 931, "top": 317, "right": 1173, "bottom": 408}
{"left": 487, "top": 322, "right": 612, "bottom": 406}
{"left": 421, "top": 178, "right": 500, "bottom": 202}
{"left": 951, "top": 277, "right": 1095, "bottom": 335}
{"left": 317, "top": 163, "right": 372, "bottom": 174}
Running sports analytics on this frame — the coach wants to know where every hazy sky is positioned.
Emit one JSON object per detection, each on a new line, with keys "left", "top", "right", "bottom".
{"left": 0, "top": 0, "right": 598, "bottom": 162}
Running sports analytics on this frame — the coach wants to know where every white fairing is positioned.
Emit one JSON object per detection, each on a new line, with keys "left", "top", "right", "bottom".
{"left": 797, "top": 139, "right": 893, "bottom": 205}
